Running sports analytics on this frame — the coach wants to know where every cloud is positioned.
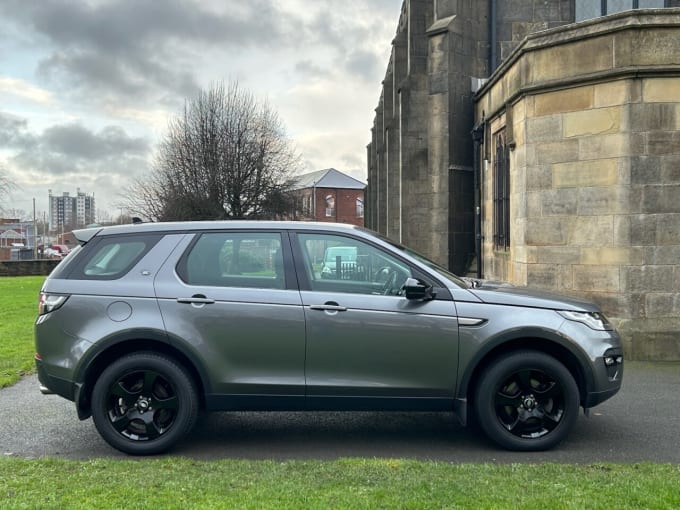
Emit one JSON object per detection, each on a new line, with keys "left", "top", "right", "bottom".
{"left": 0, "top": 0, "right": 301, "bottom": 104}
{"left": 0, "top": 76, "right": 54, "bottom": 104}
{"left": 0, "top": 112, "right": 149, "bottom": 180}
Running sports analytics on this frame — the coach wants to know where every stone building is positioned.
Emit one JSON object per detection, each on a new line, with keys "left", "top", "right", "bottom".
{"left": 367, "top": 1, "right": 680, "bottom": 359}
{"left": 289, "top": 168, "right": 366, "bottom": 226}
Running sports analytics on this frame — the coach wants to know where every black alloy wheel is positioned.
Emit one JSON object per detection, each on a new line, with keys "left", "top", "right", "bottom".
{"left": 474, "top": 350, "right": 579, "bottom": 451}
{"left": 91, "top": 352, "right": 198, "bottom": 455}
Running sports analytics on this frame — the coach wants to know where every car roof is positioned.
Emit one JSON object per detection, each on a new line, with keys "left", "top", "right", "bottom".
{"left": 73, "top": 221, "right": 365, "bottom": 243}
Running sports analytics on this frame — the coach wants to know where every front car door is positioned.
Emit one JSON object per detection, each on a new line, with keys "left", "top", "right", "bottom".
{"left": 292, "top": 231, "right": 460, "bottom": 410}
{"left": 154, "top": 230, "right": 306, "bottom": 410}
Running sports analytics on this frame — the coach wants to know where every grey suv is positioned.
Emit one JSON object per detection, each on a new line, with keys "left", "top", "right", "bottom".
{"left": 35, "top": 221, "right": 623, "bottom": 455}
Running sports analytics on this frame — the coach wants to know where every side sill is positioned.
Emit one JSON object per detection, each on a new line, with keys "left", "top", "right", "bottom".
{"left": 205, "top": 394, "right": 458, "bottom": 413}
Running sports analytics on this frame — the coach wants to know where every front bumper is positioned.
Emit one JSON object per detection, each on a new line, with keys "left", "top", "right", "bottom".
{"left": 584, "top": 348, "right": 623, "bottom": 408}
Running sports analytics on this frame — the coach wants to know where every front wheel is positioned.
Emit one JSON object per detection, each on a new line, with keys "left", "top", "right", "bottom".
{"left": 91, "top": 352, "right": 198, "bottom": 455}
{"left": 474, "top": 350, "right": 579, "bottom": 451}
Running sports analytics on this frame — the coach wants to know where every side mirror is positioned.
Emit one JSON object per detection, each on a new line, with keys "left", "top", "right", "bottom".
{"left": 402, "top": 278, "right": 436, "bottom": 301}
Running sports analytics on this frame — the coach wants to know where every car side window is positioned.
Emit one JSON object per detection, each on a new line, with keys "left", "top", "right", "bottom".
{"left": 297, "top": 233, "right": 412, "bottom": 296}
{"left": 180, "top": 232, "right": 285, "bottom": 289}
{"left": 75, "top": 235, "right": 162, "bottom": 279}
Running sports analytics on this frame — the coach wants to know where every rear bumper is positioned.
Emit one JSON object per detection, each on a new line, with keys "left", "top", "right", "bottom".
{"left": 35, "top": 356, "right": 76, "bottom": 402}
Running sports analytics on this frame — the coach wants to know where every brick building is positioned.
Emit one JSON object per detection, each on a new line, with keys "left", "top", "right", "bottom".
{"left": 290, "top": 168, "right": 366, "bottom": 226}
{"left": 368, "top": 1, "right": 680, "bottom": 359}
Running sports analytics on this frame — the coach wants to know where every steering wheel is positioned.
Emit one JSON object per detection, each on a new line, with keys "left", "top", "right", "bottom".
{"left": 381, "top": 269, "right": 399, "bottom": 295}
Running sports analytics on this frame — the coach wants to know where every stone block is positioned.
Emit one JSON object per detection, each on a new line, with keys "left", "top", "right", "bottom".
{"left": 577, "top": 187, "right": 629, "bottom": 216}
{"left": 573, "top": 265, "right": 620, "bottom": 292}
{"left": 645, "top": 293, "right": 680, "bottom": 319}
{"left": 541, "top": 188, "right": 578, "bottom": 216}
{"left": 630, "top": 156, "right": 661, "bottom": 185}
{"left": 537, "top": 246, "right": 581, "bottom": 265}
{"left": 642, "top": 77, "right": 680, "bottom": 103}
{"left": 525, "top": 217, "right": 571, "bottom": 246}
{"left": 584, "top": 292, "right": 641, "bottom": 319}
{"left": 645, "top": 245, "right": 680, "bottom": 265}
{"left": 579, "top": 133, "right": 634, "bottom": 160}
{"left": 661, "top": 155, "right": 680, "bottom": 183}
{"left": 526, "top": 165, "right": 553, "bottom": 190}
{"left": 641, "top": 185, "right": 680, "bottom": 214}
{"left": 622, "top": 265, "right": 679, "bottom": 293}
{"left": 580, "top": 247, "right": 642, "bottom": 266}
{"left": 526, "top": 115, "right": 563, "bottom": 142}
{"left": 527, "top": 263, "right": 558, "bottom": 289}
{"left": 630, "top": 103, "right": 677, "bottom": 132}
{"left": 630, "top": 214, "right": 657, "bottom": 246}
{"left": 630, "top": 331, "right": 680, "bottom": 362}
{"left": 646, "top": 131, "right": 680, "bottom": 156}
{"left": 534, "top": 140, "right": 579, "bottom": 165}
{"left": 656, "top": 213, "right": 680, "bottom": 245}
{"left": 534, "top": 87, "right": 593, "bottom": 117}
{"left": 553, "top": 159, "right": 618, "bottom": 188}
{"left": 568, "top": 216, "right": 613, "bottom": 246}
{"left": 530, "top": 36, "right": 613, "bottom": 84}
{"left": 563, "top": 107, "right": 621, "bottom": 138}
{"left": 593, "top": 79, "right": 630, "bottom": 108}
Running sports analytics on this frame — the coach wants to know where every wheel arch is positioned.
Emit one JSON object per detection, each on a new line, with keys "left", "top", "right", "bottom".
{"left": 74, "top": 333, "right": 210, "bottom": 420}
{"left": 459, "top": 336, "right": 593, "bottom": 410}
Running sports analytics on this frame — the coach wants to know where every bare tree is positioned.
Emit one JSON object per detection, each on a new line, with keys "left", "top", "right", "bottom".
{"left": 124, "top": 81, "right": 300, "bottom": 221}
{"left": 0, "top": 166, "right": 16, "bottom": 213}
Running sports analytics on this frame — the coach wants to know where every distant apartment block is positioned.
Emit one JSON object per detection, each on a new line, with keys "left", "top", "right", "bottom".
{"left": 49, "top": 189, "right": 95, "bottom": 231}
{"left": 289, "top": 168, "right": 366, "bottom": 227}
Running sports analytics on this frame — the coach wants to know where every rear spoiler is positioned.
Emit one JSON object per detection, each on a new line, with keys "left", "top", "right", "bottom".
{"left": 72, "top": 227, "right": 102, "bottom": 245}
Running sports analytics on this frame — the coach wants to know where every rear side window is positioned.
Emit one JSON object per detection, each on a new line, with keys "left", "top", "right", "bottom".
{"left": 69, "top": 234, "right": 162, "bottom": 280}
{"left": 178, "top": 232, "right": 285, "bottom": 289}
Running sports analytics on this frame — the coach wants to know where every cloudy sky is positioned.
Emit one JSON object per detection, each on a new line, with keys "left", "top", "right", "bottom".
{"left": 0, "top": 0, "right": 402, "bottom": 220}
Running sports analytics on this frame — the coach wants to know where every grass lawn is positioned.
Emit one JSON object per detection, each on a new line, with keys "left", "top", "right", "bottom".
{"left": 1, "top": 458, "right": 679, "bottom": 509}
{"left": 1, "top": 277, "right": 679, "bottom": 509}
{"left": 0, "top": 276, "right": 44, "bottom": 388}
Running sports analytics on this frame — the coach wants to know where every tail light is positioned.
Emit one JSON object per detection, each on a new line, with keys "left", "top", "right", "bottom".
{"left": 38, "top": 293, "right": 69, "bottom": 315}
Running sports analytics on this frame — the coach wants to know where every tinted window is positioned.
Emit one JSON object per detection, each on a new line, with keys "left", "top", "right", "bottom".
{"left": 73, "top": 235, "right": 161, "bottom": 279}
{"left": 297, "top": 233, "right": 412, "bottom": 296}
{"left": 181, "top": 232, "right": 284, "bottom": 289}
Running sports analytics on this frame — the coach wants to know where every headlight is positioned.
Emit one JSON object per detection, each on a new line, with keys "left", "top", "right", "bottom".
{"left": 558, "top": 310, "right": 613, "bottom": 331}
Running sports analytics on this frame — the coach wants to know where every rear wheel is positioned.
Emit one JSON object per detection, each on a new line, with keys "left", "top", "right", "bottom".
{"left": 91, "top": 352, "right": 198, "bottom": 455}
{"left": 474, "top": 350, "right": 579, "bottom": 451}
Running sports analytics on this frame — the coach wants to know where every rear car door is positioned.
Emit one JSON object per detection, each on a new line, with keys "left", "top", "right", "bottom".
{"left": 292, "top": 231, "right": 460, "bottom": 408}
{"left": 154, "top": 230, "right": 306, "bottom": 408}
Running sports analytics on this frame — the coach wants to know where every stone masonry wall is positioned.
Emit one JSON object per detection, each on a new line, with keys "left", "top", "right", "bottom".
{"left": 476, "top": 9, "right": 680, "bottom": 359}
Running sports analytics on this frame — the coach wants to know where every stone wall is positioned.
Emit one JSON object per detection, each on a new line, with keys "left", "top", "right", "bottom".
{"left": 475, "top": 9, "right": 680, "bottom": 359}
{"left": 0, "top": 259, "right": 59, "bottom": 277}
{"left": 367, "top": 0, "right": 584, "bottom": 273}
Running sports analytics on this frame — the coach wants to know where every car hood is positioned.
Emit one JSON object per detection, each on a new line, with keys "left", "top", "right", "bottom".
{"left": 463, "top": 279, "right": 599, "bottom": 312}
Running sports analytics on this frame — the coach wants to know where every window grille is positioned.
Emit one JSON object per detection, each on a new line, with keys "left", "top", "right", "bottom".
{"left": 493, "top": 129, "right": 510, "bottom": 251}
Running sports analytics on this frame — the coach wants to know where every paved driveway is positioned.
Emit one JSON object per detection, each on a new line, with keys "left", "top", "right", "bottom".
{"left": 2, "top": 361, "right": 678, "bottom": 462}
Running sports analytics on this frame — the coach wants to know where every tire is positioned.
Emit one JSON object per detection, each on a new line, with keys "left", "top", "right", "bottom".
{"left": 474, "top": 350, "right": 579, "bottom": 451}
{"left": 91, "top": 352, "right": 198, "bottom": 455}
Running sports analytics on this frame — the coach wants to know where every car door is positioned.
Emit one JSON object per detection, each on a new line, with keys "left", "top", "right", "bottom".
{"left": 292, "top": 231, "right": 460, "bottom": 409}
{"left": 154, "top": 230, "right": 306, "bottom": 409}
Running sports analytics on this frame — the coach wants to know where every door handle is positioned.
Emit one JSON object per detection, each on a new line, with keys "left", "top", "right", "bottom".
{"left": 309, "top": 304, "right": 347, "bottom": 312}
{"left": 177, "top": 296, "right": 215, "bottom": 305}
